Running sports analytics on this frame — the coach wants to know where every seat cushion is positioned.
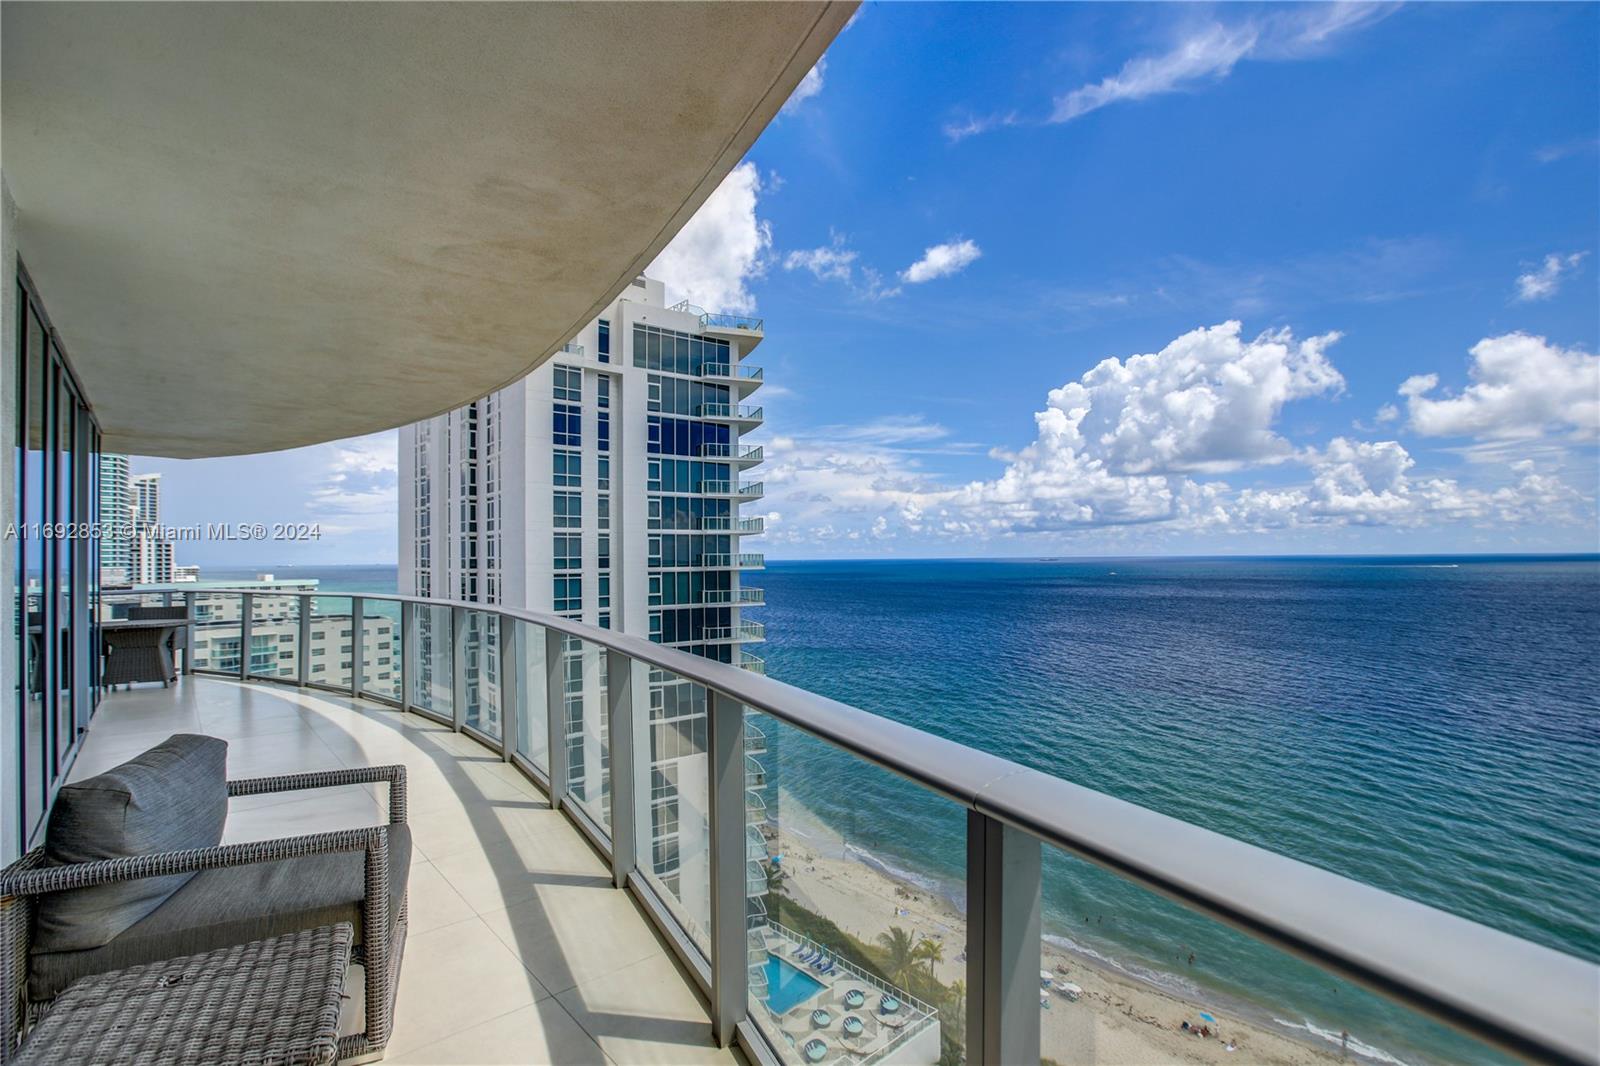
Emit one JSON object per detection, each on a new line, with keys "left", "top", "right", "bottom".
{"left": 30, "top": 824, "right": 410, "bottom": 1001}
{"left": 35, "top": 734, "right": 229, "bottom": 952}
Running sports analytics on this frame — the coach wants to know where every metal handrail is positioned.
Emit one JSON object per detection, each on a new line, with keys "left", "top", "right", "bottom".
{"left": 177, "top": 588, "right": 1599, "bottom": 1065}
{"left": 701, "top": 311, "right": 764, "bottom": 332}
{"left": 695, "top": 403, "right": 763, "bottom": 421}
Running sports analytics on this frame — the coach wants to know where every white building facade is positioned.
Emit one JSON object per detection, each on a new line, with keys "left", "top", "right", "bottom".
{"left": 399, "top": 276, "right": 767, "bottom": 941}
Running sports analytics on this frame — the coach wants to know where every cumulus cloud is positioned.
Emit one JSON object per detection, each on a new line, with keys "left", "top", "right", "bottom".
{"left": 900, "top": 240, "right": 983, "bottom": 284}
{"left": 1049, "top": 4, "right": 1391, "bottom": 125}
{"left": 1514, "top": 252, "right": 1587, "bottom": 301}
{"left": 782, "top": 233, "right": 902, "bottom": 300}
{"left": 760, "top": 322, "right": 1591, "bottom": 548}
{"left": 649, "top": 162, "right": 771, "bottom": 313}
{"left": 1400, "top": 333, "right": 1600, "bottom": 441}
{"left": 782, "top": 59, "right": 826, "bottom": 114}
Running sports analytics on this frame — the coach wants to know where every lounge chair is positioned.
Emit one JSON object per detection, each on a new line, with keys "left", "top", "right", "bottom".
{"left": 819, "top": 959, "right": 836, "bottom": 976}
{"left": 0, "top": 734, "right": 409, "bottom": 1063}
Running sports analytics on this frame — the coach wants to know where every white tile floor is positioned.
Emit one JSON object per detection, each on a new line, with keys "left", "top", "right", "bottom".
{"left": 74, "top": 677, "right": 744, "bottom": 1066}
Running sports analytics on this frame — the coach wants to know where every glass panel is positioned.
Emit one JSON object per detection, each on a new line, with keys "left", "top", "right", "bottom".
{"left": 361, "top": 598, "right": 401, "bottom": 701}
{"left": 462, "top": 611, "right": 502, "bottom": 739}
{"left": 248, "top": 592, "right": 299, "bottom": 681}
{"left": 512, "top": 619, "right": 549, "bottom": 773}
{"left": 20, "top": 306, "right": 48, "bottom": 840}
{"left": 563, "top": 634, "right": 610, "bottom": 834}
{"left": 410, "top": 603, "right": 454, "bottom": 720}
{"left": 1038, "top": 844, "right": 1512, "bottom": 1065}
{"left": 309, "top": 595, "right": 354, "bottom": 689}
{"left": 51, "top": 370, "right": 74, "bottom": 770}
{"left": 747, "top": 710, "right": 962, "bottom": 1065}
{"left": 191, "top": 591, "right": 244, "bottom": 673}
{"left": 634, "top": 664, "right": 710, "bottom": 958}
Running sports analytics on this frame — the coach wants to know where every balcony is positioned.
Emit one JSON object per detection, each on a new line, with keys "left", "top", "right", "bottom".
{"left": 739, "top": 651, "right": 767, "bottom": 675}
{"left": 701, "top": 443, "right": 764, "bottom": 467}
{"left": 62, "top": 675, "right": 731, "bottom": 1064}
{"left": 738, "top": 621, "right": 766, "bottom": 643}
{"left": 695, "top": 403, "right": 763, "bottom": 429}
{"left": 738, "top": 515, "right": 765, "bottom": 535}
{"left": 701, "top": 363, "right": 763, "bottom": 398}
{"left": 559, "top": 341, "right": 584, "bottom": 357}
{"left": 671, "top": 302, "right": 766, "bottom": 353}
{"left": 737, "top": 586, "right": 766, "bottom": 606}
{"left": 23, "top": 589, "right": 1598, "bottom": 1066}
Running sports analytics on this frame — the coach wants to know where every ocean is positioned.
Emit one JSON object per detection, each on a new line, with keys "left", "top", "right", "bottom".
{"left": 208, "top": 556, "right": 1600, "bottom": 1063}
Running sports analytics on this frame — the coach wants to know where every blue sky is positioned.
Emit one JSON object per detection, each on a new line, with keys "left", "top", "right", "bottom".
{"left": 134, "top": 2, "right": 1599, "bottom": 566}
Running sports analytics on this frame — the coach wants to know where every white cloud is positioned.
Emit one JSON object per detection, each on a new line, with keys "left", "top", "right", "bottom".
{"left": 649, "top": 162, "right": 771, "bottom": 313}
{"left": 758, "top": 322, "right": 1592, "bottom": 548}
{"left": 1400, "top": 333, "right": 1600, "bottom": 441}
{"left": 782, "top": 232, "right": 901, "bottom": 300}
{"left": 1513, "top": 252, "right": 1587, "bottom": 302}
{"left": 900, "top": 239, "right": 983, "bottom": 284}
{"left": 784, "top": 233, "right": 857, "bottom": 283}
{"left": 1050, "top": 4, "right": 1391, "bottom": 125}
{"left": 782, "top": 58, "right": 826, "bottom": 114}
{"left": 1376, "top": 403, "right": 1400, "bottom": 423}
{"left": 944, "top": 111, "right": 1019, "bottom": 143}
{"left": 306, "top": 431, "right": 398, "bottom": 533}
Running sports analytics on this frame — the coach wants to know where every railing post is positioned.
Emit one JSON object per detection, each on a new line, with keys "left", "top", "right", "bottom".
{"left": 498, "top": 615, "right": 517, "bottom": 761}
{"left": 707, "top": 688, "right": 748, "bottom": 1048}
{"left": 350, "top": 596, "right": 365, "bottom": 697}
{"left": 604, "top": 650, "right": 642, "bottom": 890}
{"left": 544, "top": 628, "right": 568, "bottom": 810}
{"left": 238, "top": 593, "right": 253, "bottom": 681}
{"left": 399, "top": 600, "right": 414, "bottom": 713}
{"left": 966, "top": 810, "right": 1042, "bottom": 1066}
{"left": 451, "top": 607, "right": 467, "bottom": 732}
{"left": 296, "top": 594, "right": 312, "bottom": 687}
{"left": 182, "top": 591, "right": 196, "bottom": 675}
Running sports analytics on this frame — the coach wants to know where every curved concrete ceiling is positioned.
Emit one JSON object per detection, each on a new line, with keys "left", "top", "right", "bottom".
{"left": 2, "top": 2, "right": 852, "bottom": 458}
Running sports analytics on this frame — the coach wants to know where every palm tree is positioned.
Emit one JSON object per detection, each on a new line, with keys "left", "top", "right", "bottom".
{"left": 914, "top": 937, "right": 945, "bottom": 978}
{"left": 946, "top": 979, "right": 967, "bottom": 1043}
{"left": 876, "top": 926, "right": 918, "bottom": 988}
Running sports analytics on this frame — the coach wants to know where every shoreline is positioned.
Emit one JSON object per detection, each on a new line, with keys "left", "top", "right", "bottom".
{"left": 770, "top": 788, "right": 1385, "bottom": 1066}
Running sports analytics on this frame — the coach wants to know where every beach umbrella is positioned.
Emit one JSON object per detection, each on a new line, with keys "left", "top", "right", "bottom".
{"left": 1199, "top": 1012, "right": 1217, "bottom": 1024}
{"left": 1040, "top": 970, "right": 1053, "bottom": 981}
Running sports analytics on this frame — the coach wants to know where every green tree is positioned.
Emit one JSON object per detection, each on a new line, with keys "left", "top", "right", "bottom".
{"left": 914, "top": 937, "right": 945, "bottom": 978}
{"left": 876, "top": 926, "right": 919, "bottom": 988}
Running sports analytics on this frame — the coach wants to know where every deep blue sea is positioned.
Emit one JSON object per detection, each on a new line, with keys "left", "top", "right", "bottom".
{"left": 210, "top": 557, "right": 1600, "bottom": 1063}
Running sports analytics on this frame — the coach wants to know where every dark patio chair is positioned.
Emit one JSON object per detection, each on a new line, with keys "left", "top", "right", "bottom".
{"left": 0, "top": 735, "right": 409, "bottom": 1063}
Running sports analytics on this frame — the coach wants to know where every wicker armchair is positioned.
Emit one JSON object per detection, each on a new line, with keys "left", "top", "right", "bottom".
{"left": 0, "top": 765, "right": 409, "bottom": 1064}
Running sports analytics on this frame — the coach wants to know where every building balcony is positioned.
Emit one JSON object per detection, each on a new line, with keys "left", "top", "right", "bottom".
{"left": 560, "top": 341, "right": 584, "bottom": 357}
{"left": 16, "top": 589, "right": 1592, "bottom": 1066}
{"left": 701, "top": 443, "right": 764, "bottom": 467}
{"left": 697, "top": 479, "right": 764, "bottom": 499}
{"left": 737, "top": 586, "right": 766, "bottom": 606}
{"left": 738, "top": 621, "right": 766, "bottom": 643}
{"left": 737, "top": 481, "right": 764, "bottom": 501}
{"left": 738, "top": 515, "right": 765, "bottom": 535}
{"left": 695, "top": 403, "right": 763, "bottom": 428}
{"left": 671, "top": 303, "right": 766, "bottom": 353}
{"left": 701, "top": 363, "right": 763, "bottom": 396}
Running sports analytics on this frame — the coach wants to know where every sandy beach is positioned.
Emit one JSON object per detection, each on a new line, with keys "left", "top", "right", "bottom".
{"left": 770, "top": 790, "right": 1348, "bottom": 1066}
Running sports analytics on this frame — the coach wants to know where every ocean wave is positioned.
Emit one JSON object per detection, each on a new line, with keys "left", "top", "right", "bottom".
{"left": 1271, "top": 1018, "right": 1415, "bottom": 1066}
{"left": 1042, "top": 933, "right": 1204, "bottom": 1000}
{"left": 844, "top": 842, "right": 958, "bottom": 902}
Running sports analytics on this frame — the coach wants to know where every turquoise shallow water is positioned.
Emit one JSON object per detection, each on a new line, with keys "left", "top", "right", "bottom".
{"left": 753, "top": 556, "right": 1600, "bottom": 1065}
{"left": 212, "top": 558, "right": 1600, "bottom": 1062}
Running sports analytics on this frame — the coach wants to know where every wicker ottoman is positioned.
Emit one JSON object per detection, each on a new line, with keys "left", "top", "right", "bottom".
{"left": 16, "top": 923, "right": 353, "bottom": 1066}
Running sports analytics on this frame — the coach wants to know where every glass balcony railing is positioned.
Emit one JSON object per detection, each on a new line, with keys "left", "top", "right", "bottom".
{"left": 737, "top": 516, "right": 764, "bottom": 534}
{"left": 696, "top": 403, "right": 763, "bottom": 422}
{"left": 164, "top": 588, "right": 1594, "bottom": 1066}
{"left": 701, "top": 363, "right": 764, "bottom": 383}
{"left": 700, "top": 311, "right": 764, "bottom": 332}
{"left": 737, "top": 587, "right": 765, "bottom": 605}
{"left": 560, "top": 341, "right": 584, "bottom": 356}
{"left": 737, "top": 481, "right": 763, "bottom": 499}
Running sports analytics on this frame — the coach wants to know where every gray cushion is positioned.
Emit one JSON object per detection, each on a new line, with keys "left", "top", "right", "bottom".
{"left": 30, "top": 824, "right": 410, "bottom": 1001}
{"left": 35, "top": 734, "right": 228, "bottom": 952}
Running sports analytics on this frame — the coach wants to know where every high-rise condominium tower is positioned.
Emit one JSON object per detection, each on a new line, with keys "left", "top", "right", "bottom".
{"left": 97, "top": 454, "right": 132, "bottom": 582}
{"left": 399, "top": 275, "right": 766, "bottom": 937}
{"left": 129, "top": 472, "right": 173, "bottom": 584}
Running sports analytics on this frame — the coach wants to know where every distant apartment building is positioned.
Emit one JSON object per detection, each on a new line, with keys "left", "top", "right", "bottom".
{"left": 399, "top": 275, "right": 767, "bottom": 944}
{"left": 97, "top": 454, "right": 133, "bottom": 583}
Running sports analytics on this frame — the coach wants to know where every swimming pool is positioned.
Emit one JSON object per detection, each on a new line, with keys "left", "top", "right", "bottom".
{"left": 765, "top": 954, "right": 827, "bottom": 1015}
